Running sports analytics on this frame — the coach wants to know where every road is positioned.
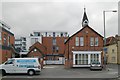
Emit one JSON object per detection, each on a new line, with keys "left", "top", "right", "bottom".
{"left": 1, "top": 64, "right": 119, "bottom": 79}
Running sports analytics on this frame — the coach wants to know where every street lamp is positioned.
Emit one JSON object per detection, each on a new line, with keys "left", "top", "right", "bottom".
{"left": 103, "top": 10, "right": 117, "bottom": 45}
{"left": 103, "top": 10, "right": 117, "bottom": 68}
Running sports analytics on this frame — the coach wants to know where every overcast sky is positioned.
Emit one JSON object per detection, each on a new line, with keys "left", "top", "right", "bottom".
{"left": 1, "top": 0, "right": 119, "bottom": 38}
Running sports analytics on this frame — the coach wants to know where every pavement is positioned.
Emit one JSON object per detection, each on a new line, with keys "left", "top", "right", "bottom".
{"left": 0, "top": 64, "right": 119, "bottom": 79}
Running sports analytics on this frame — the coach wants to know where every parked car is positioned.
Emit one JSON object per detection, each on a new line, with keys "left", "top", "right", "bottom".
{"left": 0, "top": 58, "right": 41, "bottom": 76}
{"left": 90, "top": 61, "right": 102, "bottom": 70}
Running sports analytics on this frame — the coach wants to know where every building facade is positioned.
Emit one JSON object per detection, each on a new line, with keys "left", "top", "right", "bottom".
{"left": 0, "top": 21, "right": 15, "bottom": 63}
{"left": 105, "top": 36, "right": 117, "bottom": 64}
{"left": 29, "top": 31, "right": 68, "bottom": 64}
{"left": 27, "top": 41, "right": 47, "bottom": 68}
{"left": 64, "top": 8, "right": 104, "bottom": 68}
{"left": 15, "top": 37, "right": 27, "bottom": 52}
{"left": 105, "top": 35, "right": 120, "bottom": 64}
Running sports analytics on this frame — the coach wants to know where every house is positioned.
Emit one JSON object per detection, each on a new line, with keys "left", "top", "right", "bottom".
{"left": 105, "top": 36, "right": 117, "bottom": 64}
{"left": 27, "top": 41, "right": 47, "bottom": 68}
{"left": 0, "top": 21, "right": 15, "bottom": 63}
{"left": 105, "top": 35, "right": 120, "bottom": 64}
{"left": 27, "top": 41, "right": 46, "bottom": 58}
{"left": 30, "top": 31, "right": 68, "bottom": 64}
{"left": 64, "top": 8, "right": 104, "bottom": 68}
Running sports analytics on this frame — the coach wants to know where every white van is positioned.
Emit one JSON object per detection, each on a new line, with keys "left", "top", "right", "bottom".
{"left": 0, "top": 58, "right": 41, "bottom": 76}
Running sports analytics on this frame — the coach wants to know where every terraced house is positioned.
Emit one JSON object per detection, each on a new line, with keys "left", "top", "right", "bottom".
{"left": 64, "top": 8, "right": 104, "bottom": 68}
{"left": 0, "top": 21, "right": 15, "bottom": 64}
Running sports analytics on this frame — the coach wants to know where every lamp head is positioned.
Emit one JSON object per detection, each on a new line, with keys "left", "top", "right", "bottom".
{"left": 112, "top": 10, "right": 117, "bottom": 12}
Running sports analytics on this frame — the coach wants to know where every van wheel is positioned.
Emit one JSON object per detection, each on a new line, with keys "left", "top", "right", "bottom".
{"left": 28, "top": 70, "right": 35, "bottom": 76}
{"left": 2, "top": 70, "right": 6, "bottom": 76}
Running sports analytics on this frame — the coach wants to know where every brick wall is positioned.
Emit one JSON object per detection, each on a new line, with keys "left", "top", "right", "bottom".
{"left": 64, "top": 26, "right": 103, "bottom": 68}
{"left": 42, "top": 37, "right": 68, "bottom": 60}
{"left": 0, "top": 27, "right": 14, "bottom": 64}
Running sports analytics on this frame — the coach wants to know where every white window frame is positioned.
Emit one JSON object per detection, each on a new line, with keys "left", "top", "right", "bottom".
{"left": 75, "top": 37, "right": 79, "bottom": 46}
{"left": 80, "top": 37, "right": 84, "bottom": 46}
{"left": 95, "top": 37, "right": 98, "bottom": 46}
{"left": 90, "top": 37, "right": 94, "bottom": 46}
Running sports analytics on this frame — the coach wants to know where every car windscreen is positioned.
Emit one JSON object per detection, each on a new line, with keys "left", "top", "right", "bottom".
{"left": 91, "top": 61, "right": 100, "bottom": 64}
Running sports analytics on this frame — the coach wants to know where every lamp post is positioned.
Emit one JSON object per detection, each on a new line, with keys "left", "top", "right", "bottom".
{"left": 103, "top": 10, "right": 117, "bottom": 68}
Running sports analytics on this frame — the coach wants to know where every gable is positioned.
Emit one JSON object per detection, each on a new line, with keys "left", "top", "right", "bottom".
{"left": 65, "top": 26, "right": 103, "bottom": 44}
{"left": 28, "top": 47, "right": 45, "bottom": 57}
{"left": 29, "top": 41, "right": 46, "bottom": 51}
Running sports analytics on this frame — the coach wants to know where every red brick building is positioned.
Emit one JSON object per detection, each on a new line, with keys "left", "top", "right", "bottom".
{"left": 64, "top": 8, "right": 104, "bottom": 68}
{"left": 42, "top": 36, "right": 68, "bottom": 60}
{"left": 27, "top": 41, "right": 46, "bottom": 58}
{"left": 27, "top": 41, "right": 47, "bottom": 68}
{"left": 29, "top": 32, "right": 68, "bottom": 64}
{"left": 0, "top": 21, "right": 15, "bottom": 64}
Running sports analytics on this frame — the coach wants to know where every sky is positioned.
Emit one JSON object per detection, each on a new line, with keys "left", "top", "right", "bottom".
{"left": 0, "top": 0, "right": 119, "bottom": 38}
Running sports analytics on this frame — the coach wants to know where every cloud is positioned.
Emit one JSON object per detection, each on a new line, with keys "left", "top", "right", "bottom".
{"left": 2, "top": 2, "right": 118, "bottom": 38}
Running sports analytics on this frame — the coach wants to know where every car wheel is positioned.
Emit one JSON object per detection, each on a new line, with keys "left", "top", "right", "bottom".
{"left": 28, "top": 70, "right": 35, "bottom": 76}
{"left": 2, "top": 70, "right": 6, "bottom": 76}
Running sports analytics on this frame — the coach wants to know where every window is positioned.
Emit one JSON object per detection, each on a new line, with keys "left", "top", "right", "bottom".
{"left": 8, "top": 36, "right": 10, "bottom": 46}
{"left": 90, "top": 37, "right": 94, "bottom": 46}
{"left": 52, "top": 38, "right": 56, "bottom": 45}
{"left": 23, "top": 37, "right": 26, "bottom": 41}
{"left": 112, "top": 57, "right": 116, "bottom": 62}
{"left": 3, "top": 34, "right": 7, "bottom": 45}
{"left": 22, "top": 42, "right": 26, "bottom": 46}
{"left": 53, "top": 32, "right": 55, "bottom": 37}
{"left": 5, "top": 59, "right": 14, "bottom": 64}
{"left": 56, "top": 46, "right": 59, "bottom": 52}
{"left": 45, "top": 32, "right": 47, "bottom": 37}
{"left": 31, "top": 38, "right": 38, "bottom": 45}
{"left": 21, "top": 47, "right": 26, "bottom": 52}
{"left": 53, "top": 46, "right": 56, "bottom": 52}
{"left": 80, "top": 37, "right": 84, "bottom": 46}
{"left": 112, "top": 49, "right": 114, "bottom": 53}
{"left": 75, "top": 37, "right": 79, "bottom": 46}
{"left": 0, "top": 32, "right": 1, "bottom": 40}
{"left": 75, "top": 54, "right": 78, "bottom": 65}
{"left": 95, "top": 37, "right": 98, "bottom": 46}
{"left": 34, "top": 32, "right": 40, "bottom": 36}
{"left": 61, "top": 33, "right": 63, "bottom": 37}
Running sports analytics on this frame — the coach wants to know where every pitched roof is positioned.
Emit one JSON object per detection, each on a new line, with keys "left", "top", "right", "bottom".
{"left": 30, "top": 41, "right": 46, "bottom": 49}
{"left": 28, "top": 41, "right": 47, "bottom": 56}
{"left": 64, "top": 25, "right": 103, "bottom": 44}
{"left": 106, "top": 36, "right": 117, "bottom": 46}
